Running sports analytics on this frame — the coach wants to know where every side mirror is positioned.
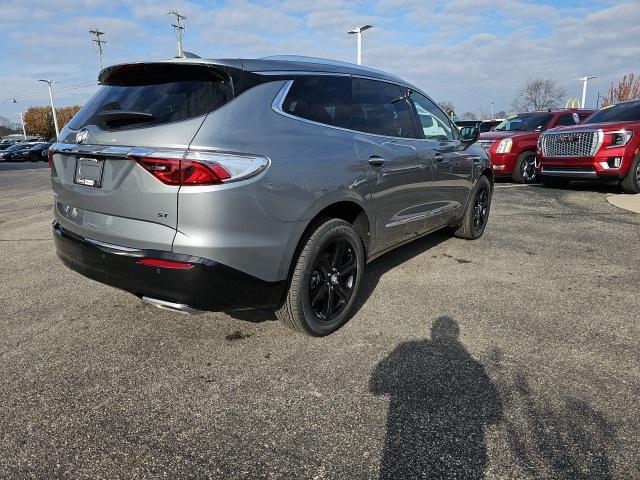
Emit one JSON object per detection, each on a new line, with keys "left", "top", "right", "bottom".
{"left": 460, "top": 126, "right": 479, "bottom": 146}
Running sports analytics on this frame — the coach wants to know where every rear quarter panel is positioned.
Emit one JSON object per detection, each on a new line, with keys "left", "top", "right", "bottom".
{"left": 181, "top": 80, "right": 373, "bottom": 282}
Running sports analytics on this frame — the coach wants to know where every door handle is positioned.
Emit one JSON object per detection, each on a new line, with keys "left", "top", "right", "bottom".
{"left": 434, "top": 153, "right": 445, "bottom": 162}
{"left": 368, "top": 156, "right": 386, "bottom": 168}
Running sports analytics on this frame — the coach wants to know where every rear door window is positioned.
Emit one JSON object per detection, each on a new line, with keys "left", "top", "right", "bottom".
{"left": 281, "top": 76, "right": 351, "bottom": 129}
{"left": 351, "top": 78, "right": 418, "bottom": 138}
{"left": 69, "top": 64, "right": 233, "bottom": 130}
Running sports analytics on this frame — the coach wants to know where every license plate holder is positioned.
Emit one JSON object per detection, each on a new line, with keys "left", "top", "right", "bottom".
{"left": 74, "top": 157, "right": 104, "bottom": 188}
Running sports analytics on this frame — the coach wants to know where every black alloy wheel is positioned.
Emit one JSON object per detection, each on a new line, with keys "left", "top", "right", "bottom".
{"left": 308, "top": 237, "right": 357, "bottom": 321}
{"left": 473, "top": 186, "right": 489, "bottom": 232}
{"left": 520, "top": 154, "right": 537, "bottom": 183}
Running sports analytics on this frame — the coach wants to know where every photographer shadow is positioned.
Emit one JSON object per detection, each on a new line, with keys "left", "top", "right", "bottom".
{"left": 370, "top": 316, "right": 502, "bottom": 479}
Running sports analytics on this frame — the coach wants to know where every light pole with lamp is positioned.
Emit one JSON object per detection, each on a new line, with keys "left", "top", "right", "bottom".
{"left": 347, "top": 25, "right": 372, "bottom": 65}
{"left": 38, "top": 79, "right": 59, "bottom": 137}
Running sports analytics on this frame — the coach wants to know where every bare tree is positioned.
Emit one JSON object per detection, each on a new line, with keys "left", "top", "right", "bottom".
{"left": 512, "top": 79, "right": 567, "bottom": 112}
{"left": 495, "top": 110, "right": 508, "bottom": 119}
{"left": 602, "top": 73, "right": 640, "bottom": 105}
{"left": 478, "top": 105, "right": 491, "bottom": 120}
{"left": 460, "top": 111, "right": 477, "bottom": 120}
{"left": 437, "top": 101, "right": 456, "bottom": 118}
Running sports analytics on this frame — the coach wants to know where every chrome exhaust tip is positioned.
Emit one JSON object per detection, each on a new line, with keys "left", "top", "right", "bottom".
{"left": 142, "top": 296, "right": 204, "bottom": 315}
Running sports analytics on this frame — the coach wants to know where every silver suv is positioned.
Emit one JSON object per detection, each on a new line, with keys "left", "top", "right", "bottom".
{"left": 50, "top": 56, "right": 492, "bottom": 336}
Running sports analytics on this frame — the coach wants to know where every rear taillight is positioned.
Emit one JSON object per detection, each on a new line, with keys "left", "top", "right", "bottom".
{"left": 129, "top": 150, "right": 268, "bottom": 186}
{"left": 137, "top": 258, "right": 194, "bottom": 269}
{"left": 47, "top": 148, "right": 54, "bottom": 168}
{"left": 134, "top": 157, "right": 183, "bottom": 185}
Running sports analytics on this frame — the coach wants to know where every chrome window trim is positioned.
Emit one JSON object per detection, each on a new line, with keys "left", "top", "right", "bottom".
{"left": 271, "top": 78, "right": 446, "bottom": 143}
{"left": 255, "top": 71, "right": 351, "bottom": 77}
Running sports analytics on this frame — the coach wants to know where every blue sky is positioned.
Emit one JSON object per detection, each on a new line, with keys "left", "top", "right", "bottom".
{"left": 0, "top": 0, "right": 638, "bottom": 124}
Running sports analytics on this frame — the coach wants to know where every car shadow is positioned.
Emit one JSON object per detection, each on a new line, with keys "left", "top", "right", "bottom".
{"left": 226, "top": 230, "right": 451, "bottom": 324}
{"left": 531, "top": 180, "right": 623, "bottom": 194}
{"left": 370, "top": 316, "right": 502, "bottom": 479}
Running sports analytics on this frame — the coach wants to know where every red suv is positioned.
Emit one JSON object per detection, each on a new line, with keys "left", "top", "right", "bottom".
{"left": 479, "top": 109, "right": 594, "bottom": 183}
{"left": 537, "top": 100, "right": 640, "bottom": 193}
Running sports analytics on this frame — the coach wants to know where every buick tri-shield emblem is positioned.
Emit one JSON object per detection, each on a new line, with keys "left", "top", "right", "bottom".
{"left": 76, "top": 129, "right": 89, "bottom": 144}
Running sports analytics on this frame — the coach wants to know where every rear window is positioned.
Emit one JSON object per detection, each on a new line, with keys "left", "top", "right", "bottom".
{"left": 281, "top": 76, "right": 351, "bottom": 129}
{"left": 69, "top": 64, "right": 233, "bottom": 130}
{"left": 584, "top": 102, "right": 640, "bottom": 124}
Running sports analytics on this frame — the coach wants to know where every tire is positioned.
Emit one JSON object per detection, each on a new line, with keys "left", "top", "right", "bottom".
{"left": 276, "top": 218, "right": 365, "bottom": 336}
{"left": 620, "top": 154, "right": 640, "bottom": 194}
{"left": 512, "top": 151, "right": 537, "bottom": 184}
{"left": 540, "top": 176, "right": 570, "bottom": 188}
{"left": 454, "top": 175, "right": 492, "bottom": 240}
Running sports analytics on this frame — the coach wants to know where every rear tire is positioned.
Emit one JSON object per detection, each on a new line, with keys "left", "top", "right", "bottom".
{"left": 454, "top": 175, "right": 492, "bottom": 240}
{"left": 512, "top": 151, "right": 537, "bottom": 184}
{"left": 276, "top": 219, "right": 365, "bottom": 336}
{"left": 620, "top": 154, "right": 640, "bottom": 194}
{"left": 541, "top": 176, "right": 570, "bottom": 188}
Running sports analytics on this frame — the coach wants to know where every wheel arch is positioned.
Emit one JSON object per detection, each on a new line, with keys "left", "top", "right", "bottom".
{"left": 277, "top": 199, "right": 373, "bottom": 281}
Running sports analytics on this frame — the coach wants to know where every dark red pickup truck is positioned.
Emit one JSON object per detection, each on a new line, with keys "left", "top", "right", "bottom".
{"left": 479, "top": 109, "right": 594, "bottom": 183}
{"left": 537, "top": 100, "right": 640, "bottom": 193}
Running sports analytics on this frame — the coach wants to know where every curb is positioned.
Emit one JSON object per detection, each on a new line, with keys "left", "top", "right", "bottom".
{"left": 606, "top": 194, "right": 640, "bottom": 214}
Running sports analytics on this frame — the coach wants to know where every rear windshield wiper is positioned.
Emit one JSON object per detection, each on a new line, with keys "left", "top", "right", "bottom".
{"left": 95, "top": 110, "right": 155, "bottom": 124}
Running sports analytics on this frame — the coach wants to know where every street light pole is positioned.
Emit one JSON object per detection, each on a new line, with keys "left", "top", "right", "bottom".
{"left": 347, "top": 25, "right": 372, "bottom": 65}
{"left": 17, "top": 113, "right": 26, "bottom": 140}
{"left": 575, "top": 76, "right": 597, "bottom": 109}
{"left": 38, "top": 79, "right": 59, "bottom": 138}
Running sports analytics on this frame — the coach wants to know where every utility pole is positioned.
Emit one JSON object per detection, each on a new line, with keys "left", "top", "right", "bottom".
{"left": 17, "top": 113, "right": 26, "bottom": 140}
{"left": 491, "top": 101, "right": 494, "bottom": 118}
{"left": 347, "top": 25, "right": 372, "bottom": 65}
{"left": 38, "top": 79, "right": 59, "bottom": 138}
{"left": 89, "top": 28, "right": 107, "bottom": 69}
{"left": 575, "top": 76, "right": 597, "bottom": 108}
{"left": 168, "top": 10, "right": 186, "bottom": 58}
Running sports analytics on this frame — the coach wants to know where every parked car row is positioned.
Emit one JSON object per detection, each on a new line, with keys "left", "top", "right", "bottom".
{"left": 0, "top": 140, "right": 53, "bottom": 162}
{"left": 473, "top": 101, "right": 640, "bottom": 193}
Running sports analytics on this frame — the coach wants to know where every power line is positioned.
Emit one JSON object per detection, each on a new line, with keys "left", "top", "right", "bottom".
{"left": 4, "top": 81, "right": 98, "bottom": 102}
{"left": 89, "top": 28, "right": 107, "bottom": 69}
{"left": 168, "top": 10, "right": 186, "bottom": 58}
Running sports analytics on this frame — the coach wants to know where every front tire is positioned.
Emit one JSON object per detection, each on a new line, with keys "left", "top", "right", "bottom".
{"left": 454, "top": 175, "right": 492, "bottom": 240}
{"left": 620, "top": 154, "right": 640, "bottom": 194}
{"left": 512, "top": 151, "right": 537, "bottom": 184}
{"left": 276, "top": 219, "right": 365, "bottom": 336}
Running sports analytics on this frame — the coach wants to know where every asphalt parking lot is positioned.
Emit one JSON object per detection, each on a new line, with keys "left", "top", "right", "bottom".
{"left": 1, "top": 164, "right": 639, "bottom": 479}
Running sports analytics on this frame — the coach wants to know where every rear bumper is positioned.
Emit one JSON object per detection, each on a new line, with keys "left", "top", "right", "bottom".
{"left": 53, "top": 222, "right": 286, "bottom": 311}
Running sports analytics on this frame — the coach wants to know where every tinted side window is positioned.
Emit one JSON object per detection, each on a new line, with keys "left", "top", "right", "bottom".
{"left": 554, "top": 114, "right": 576, "bottom": 126}
{"left": 352, "top": 78, "right": 418, "bottom": 138}
{"left": 409, "top": 92, "right": 455, "bottom": 140}
{"left": 281, "top": 76, "right": 351, "bottom": 129}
